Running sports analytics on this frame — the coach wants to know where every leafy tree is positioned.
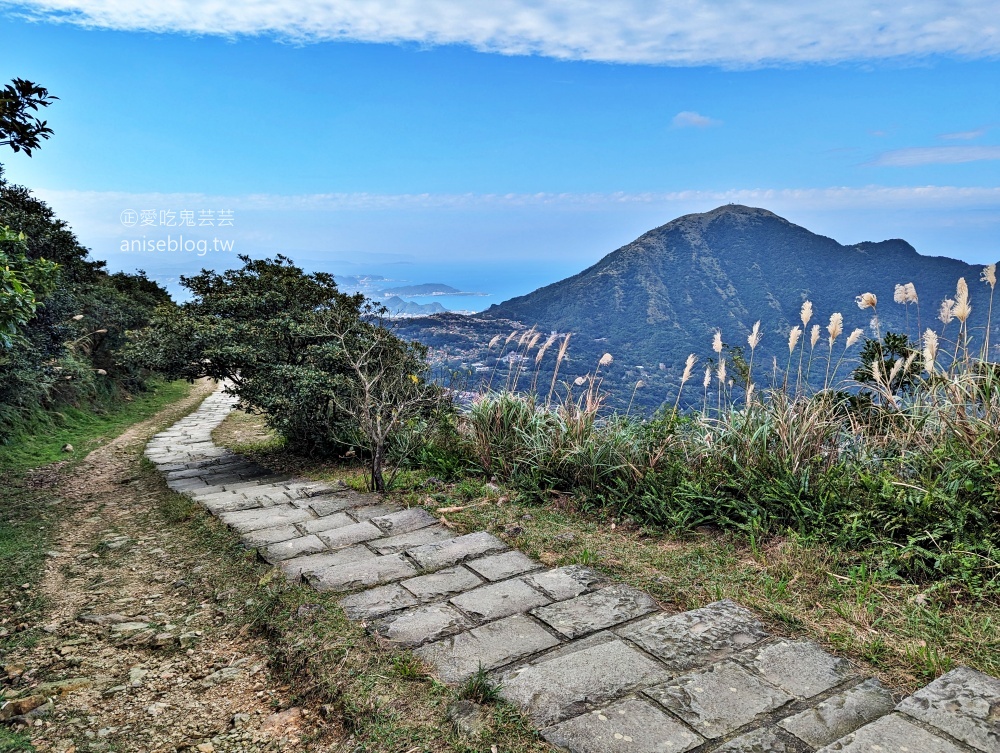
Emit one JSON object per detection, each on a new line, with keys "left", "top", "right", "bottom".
{"left": 128, "top": 255, "right": 440, "bottom": 488}
{"left": 852, "top": 332, "right": 922, "bottom": 397}
{"left": 0, "top": 225, "right": 58, "bottom": 348}
{"left": 0, "top": 78, "right": 57, "bottom": 157}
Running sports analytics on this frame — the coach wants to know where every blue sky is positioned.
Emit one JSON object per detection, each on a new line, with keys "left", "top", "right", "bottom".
{"left": 1, "top": 1, "right": 998, "bottom": 307}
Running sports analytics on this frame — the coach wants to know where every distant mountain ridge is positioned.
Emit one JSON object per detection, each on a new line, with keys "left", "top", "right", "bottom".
{"left": 397, "top": 205, "right": 997, "bottom": 410}
{"left": 483, "top": 205, "right": 995, "bottom": 371}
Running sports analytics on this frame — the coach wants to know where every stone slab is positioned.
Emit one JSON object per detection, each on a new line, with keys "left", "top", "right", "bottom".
{"left": 466, "top": 551, "right": 543, "bottom": 582}
{"left": 532, "top": 584, "right": 658, "bottom": 639}
{"left": 370, "top": 507, "right": 438, "bottom": 535}
{"left": 407, "top": 532, "right": 507, "bottom": 570}
{"left": 201, "top": 496, "right": 265, "bottom": 514}
{"left": 297, "top": 512, "right": 356, "bottom": 534}
{"left": 643, "top": 660, "right": 792, "bottom": 739}
{"left": 780, "top": 679, "right": 895, "bottom": 748}
{"left": 416, "top": 614, "right": 561, "bottom": 684}
{"left": 713, "top": 728, "right": 808, "bottom": 752}
{"left": 308, "top": 554, "right": 418, "bottom": 592}
{"left": 218, "top": 506, "right": 313, "bottom": 533}
{"left": 401, "top": 567, "right": 484, "bottom": 602}
{"left": 523, "top": 566, "right": 607, "bottom": 601}
{"left": 372, "top": 604, "right": 473, "bottom": 647}
{"left": 542, "top": 696, "right": 703, "bottom": 753}
{"left": 261, "top": 534, "right": 328, "bottom": 563}
{"left": 369, "top": 525, "right": 454, "bottom": 555}
{"left": 239, "top": 524, "right": 301, "bottom": 548}
{"left": 616, "top": 599, "right": 768, "bottom": 673}
{"left": 339, "top": 584, "right": 418, "bottom": 620}
{"left": 895, "top": 666, "right": 1000, "bottom": 753}
{"left": 316, "top": 521, "right": 383, "bottom": 549}
{"left": 816, "top": 714, "right": 966, "bottom": 753}
{"left": 499, "top": 638, "right": 671, "bottom": 727}
{"left": 736, "top": 639, "right": 855, "bottom": 700}
{"left": 349, "top": 504, "right": 399, "bottom": 522}
{"left": 279, "top": 545, "right": 376, "bottom": 580}
{"left": 309, "top": 495, "right": 368, "bottom": 516}
{"left": 450, "top": 578, "right": 551, "bottom": 622}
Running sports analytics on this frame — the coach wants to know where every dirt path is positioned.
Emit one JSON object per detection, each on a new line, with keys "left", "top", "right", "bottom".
{"left": 3, "top": 381, "right": 338, "bottom": 752}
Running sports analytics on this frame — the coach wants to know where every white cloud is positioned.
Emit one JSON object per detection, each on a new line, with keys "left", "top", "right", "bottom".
{"left": 940, "top": 127, "right": 989, "bottom": 140}
{"left": 4, "top": 0, "right": 1000, "bottom": 66}
{"left": 870, "top": 146, "right": 1000, "bottom": 166}
{"left": 34, "top": 185, "right": 1000, "bottom": 215}
{"left": 672, "top": 111, "right": 721, "bottom": 128}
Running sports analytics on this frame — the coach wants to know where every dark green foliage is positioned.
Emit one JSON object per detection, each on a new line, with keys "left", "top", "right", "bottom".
{"left": 0, "top": 225, "right": 58, "bottom": 347}
{"left": 128, "top": 256, "right": 440, "bottom": 489}
{"left": 449, "top": 386, "right": 1000, "bottom": 595}
{"left": 0, "top": 77, "right": 57, "bottom": 157}
{"left": 853, "top": 332, "right": 923, "bottom": 395}
{"left": 0, "top": 168, "right": 173, "bottom": 442}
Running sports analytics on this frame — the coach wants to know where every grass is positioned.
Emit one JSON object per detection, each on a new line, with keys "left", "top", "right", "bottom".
{"left": 213, "top": 409, "right": 1000, "bottom": 694}
{"left": 150, "top": 464, "right": 548, "bottom": 752}
{"left": 0, "top": 379, "right": 196, "bottom": 654}
{"left": 0, "top": 378, "right": 193, "bottom": 474}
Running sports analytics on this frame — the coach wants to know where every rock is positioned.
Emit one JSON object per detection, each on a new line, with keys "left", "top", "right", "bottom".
{"left": 153, "top": 632, "right": 176, "bottom": 647}
{"left": 201, "top": 665, "right": 243, "bottom": 687}
{"left": 448, "top": 699, "right": 489, "bottom": 737}
{"left": 79, "top": 613, "right": 132, "bottom": 625}
{"left": 34, "top": 677, "right": 92, "bottom": 696}
{"left": 0, "top": 694, "right": 46, "bottom": 720}
{"left": 146, "top": 702, "right": 169, "bottom": 716}
{"left": 110, "top": 621, "right": 150, "bottom": 633}
{"left": 62, "top": 443, "right": 73, "bottom": 453}
{"left": 129, "top": 667, "right": 148, "bottom": 686}
{"left": 260, "top": 707, "right": 303, "bottom": 736}
{"left": 179, "top": 631, "right": 200, "bottom": 648}
{"left": 232, "top": 713, "right": 250, "bottom": 729}
{"left": 196, "top": 744, "right": 215, "bottom": 753}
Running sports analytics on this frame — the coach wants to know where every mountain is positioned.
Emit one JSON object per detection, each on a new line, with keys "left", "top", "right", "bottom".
{"left": 400, "top": 205, "right": 997, "bottom": 409}
{"left": 379, "top": 296, "right": 448, "bottom": 317}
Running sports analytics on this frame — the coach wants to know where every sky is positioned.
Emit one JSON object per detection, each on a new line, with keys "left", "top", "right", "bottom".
{"left": 1, "top": 1, "right": 999, "bottom": 308}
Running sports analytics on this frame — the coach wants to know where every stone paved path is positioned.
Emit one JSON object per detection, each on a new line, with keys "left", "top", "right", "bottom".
{"left": 145, "top": 386, "right": 1000, "bottom": 753}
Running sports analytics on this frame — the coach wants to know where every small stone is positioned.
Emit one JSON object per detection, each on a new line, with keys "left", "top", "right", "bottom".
{"left": 449, "top": 699, "right": 488, "bottom": 737}
{"left": 62, "top": 443, "right": 73, "bottom": 453}
{"left": 146, "top": 702, "right": 169, "bottom": 716}
{"left": 196, "top": 744, "right": 215, "bottom": 753}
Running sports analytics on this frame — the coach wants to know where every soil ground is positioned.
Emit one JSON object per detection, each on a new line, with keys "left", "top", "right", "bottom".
{"left": 1, "top": 381, "right": 340, "bottom": 752}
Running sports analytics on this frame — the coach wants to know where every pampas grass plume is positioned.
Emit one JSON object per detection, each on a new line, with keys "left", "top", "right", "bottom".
{"left": 827, "top": 313, "right": 843, "bottom": 346}
{"left": 788, "top": 326, "right": 802, "bottom": 354}
{"left": 894, "top": 284, "right": 906, "bottom": 304}
{"left": 716, "top": 358, "right": 727, "bottom": 385}
{"left": 680, "top": 353, "right": 697, "bottom": 384}
{"left": 846, "top": 328, "right": 864, "bottom": 348}
{"left": 703, "top": 365, "right": 712, "bottom": 389}
{"left": 983, "top": 263, "right": 997, "bottom": 289}
{"left": 856, "top": 292, "right": 877, "bottom": 310}
{"left": 810, "top": 324, "right": 820, "bottom": 348}
{"left": 954, "top": 278, "right": 971, "bottom": 322}
{"left": 747, "top": 320, "right": 761, "bottom": 350}
{"left": 939, "top": 299, "right": 955, "bottom": 325}
{"left": 905, "top": 283, "right": 918, "bottom": 303}
{"left": 712, "top": 330, "right": 723, "bottom": 354}
{"left": 488, "top": 334, "right": 502, "bottom": 349}
{"left": 599, "top": 352, "right": 613, "bottom": 367}
{"left": 923, "top": 329, "right": 939, "bottom": 373}
{"left": 800, "top": 301, "right": 813, "bottom": 327}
